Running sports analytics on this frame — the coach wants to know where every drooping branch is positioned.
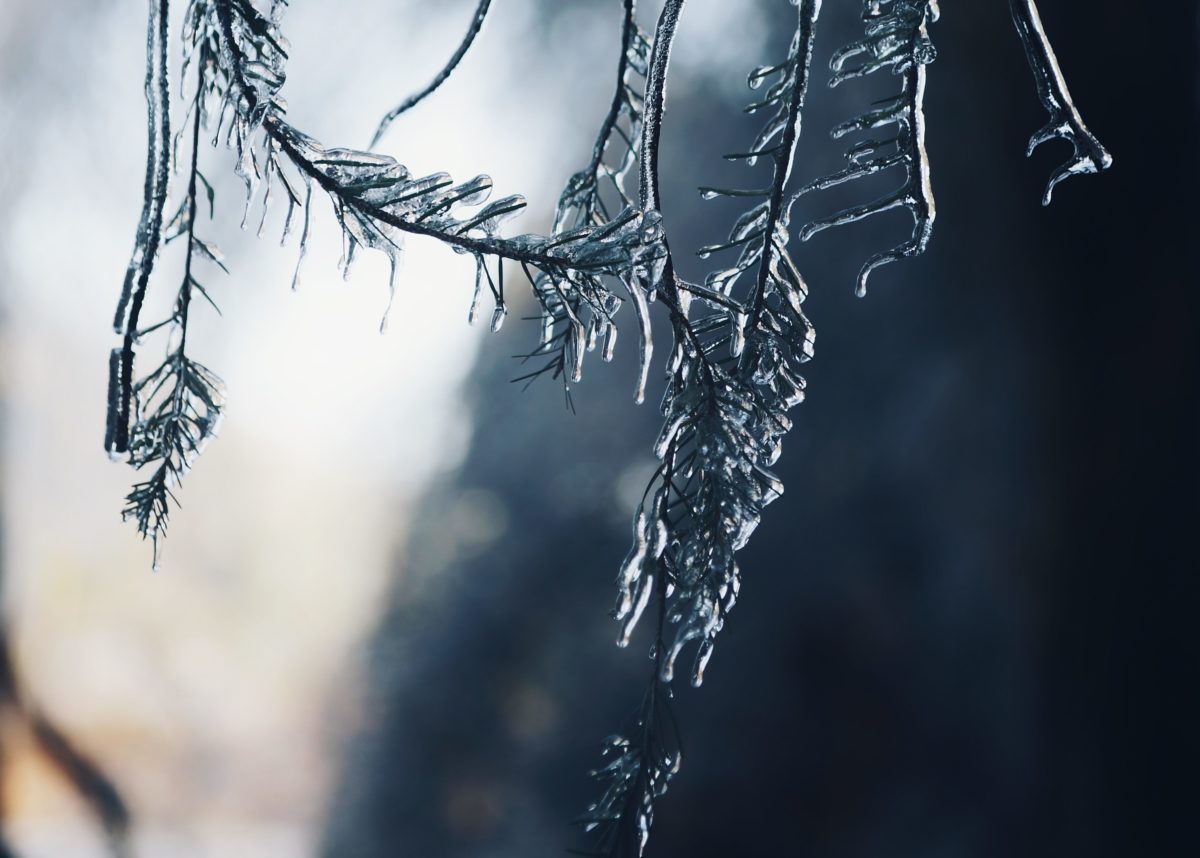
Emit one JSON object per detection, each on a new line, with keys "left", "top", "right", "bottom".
{"left": 622, "top": 0, "right": 820, "bottom": 693}
{"left": 583, "top": 5, "right": 822, "bottom": 855}
{"left": 107, "top": 0, "right": 171, "bottom": 456}
{"left": 113, "top": 0, "right": 169, "bottom": 336}
{"left": 795, "top": 0, "right": 939, "bottom": 296}
{"left": 555, "top": 0, "right": 649, "bottom": 233}
{"left": 95, "top": 2, "right": 1126, "bottom": 856}
{"left": 576, "top": 5, "right": 692, "bottom": 854}
{"left": 370, "top": 0, "right": 493, "bottom": 148}
{"left": 518, "top": 0, "right": 652, "bottom": 406}
{"left": 639, "top": 0, "right": 685, "bottom": 215}
{"left": 1009, "top": 0, "right": 1112, "bottom": 205}
{"left": 122, "top": 61, "right": 225, "bottom": 562}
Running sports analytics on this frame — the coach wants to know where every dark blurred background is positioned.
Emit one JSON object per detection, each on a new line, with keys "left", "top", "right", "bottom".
{"left": 320, "top": 2, "right": 1199, "bottom": 858}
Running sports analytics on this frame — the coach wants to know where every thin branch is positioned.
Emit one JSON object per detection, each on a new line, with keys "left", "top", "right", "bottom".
{"left": 591, "top": 0, "right": 640, "bottom": 176}
{"left": 369, "top": 0, "right": 493, "bottom": 148}
{"left": 107, "top": 0, "right": 171, "bottom": 456}
{"left": 1009, "top": 0, "right": 1112, "bottom": 205}
{"left": 639, "top": 0, "right": 685, "bottom": 214}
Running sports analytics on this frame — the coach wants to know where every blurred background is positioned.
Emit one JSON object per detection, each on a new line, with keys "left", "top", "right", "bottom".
{"left": 0, "top": 1, "right": 1196, "bottom": 856}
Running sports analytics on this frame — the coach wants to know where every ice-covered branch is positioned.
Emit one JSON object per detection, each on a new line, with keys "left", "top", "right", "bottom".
{"left": 586, "top": 7, "right": 821, "bottom": 852}
{"left": 370, "top": 0, "right": 493, "bottom": 148}
{"left": 121, "top": 58, "right": 225, "bottom": 563}
{"left": 795, "top": 0, "right": 939, "bottom": 296}
{"left": 110, "top": 0, "right": 668, "bottom": 560}
{"left": 623, "top": 0, "right": 819, "bottom": 691}
{"left": 519, "top": 1, "right": 652, "bottom": 405}
{"left": 580, "top": 674, "right": 680, "bottom": 858}
{"left": 1009, "top": 0, "right": 1112, "bottom": 205}
{"left": 555, "top": 0, "right": 649, "bottom": 233}
{"left": 580, "top": 441, "right": 681, "bottom": 858}
{"left": 108, "top": 0, "right": 171, "bottom": 457}
{"left": 209, "top": 0, "right": 662, "bottom": 308}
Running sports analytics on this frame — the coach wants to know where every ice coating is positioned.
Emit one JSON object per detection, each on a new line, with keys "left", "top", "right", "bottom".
{"left": 794, "top": 0, "right": 938, "bottom": 297}
{"left": 111, "top": 0, "right": 666, "bottom": 565}
{"left": 1009, "top": 0, "right": 1112, "bottom": 205}
{"left": 615, "top": 0, "right": 820, "bottom": 694}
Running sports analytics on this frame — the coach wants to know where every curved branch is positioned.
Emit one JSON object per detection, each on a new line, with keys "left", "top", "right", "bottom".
{"left": 107, "top": 0, "right": 171, "bottom": 456}
{"left": 588, "top": 0, "right": 641, "bottom": 182}
{"left": 1009, "top": 0, "right": 1112, "bottom": 205}
{"left": 369, "top": 0, "right": 493, "bottom": 148}
{"left": 639, "top": 0, "right": 685, "bottom": 213}
{"left": 794, "top": 0, "right": 938, "bottom": 296}
{"left": 269, "top": 116, "right": 633, "bottom": 272}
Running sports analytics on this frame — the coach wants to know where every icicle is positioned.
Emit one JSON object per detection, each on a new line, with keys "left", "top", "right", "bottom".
{"left": 341, "top": 237, "right": 358, "bottom": 281}
{"left": 615, "top": 511, "right": 650, "bottom": 622}
{"left": 570, "top": 320, "right": 586, "bottom": 383}
{"left": 691, "top": 639, "right": 715, "bottom": 687}
{"left": 602, "top": 322, "right": 618, "bottom": 362}
{"left": 256, "top": 166, "right": 273, "bottom": 238}
{"left": 291, "top": 182, "right": 312, "bottom": 291}
{"left": 586, "top": 316, "right": 600, "bottom": 352}
{"left": 618, "top": 571, "right": 653, "bottom": 648}
{"left": 467, "top": 261, "right": 483, "bottom": 325}
{"left": 539, "top": 308, "right": 555, "bottom": 347}
{"left": 623, "top": 277, "right": 653, "bottom": 404}
{"left": 281, "top": 196, "right": 296, "bottom": 246}
{"left": 653, "top": 411, "right": 689, "bottom": 460}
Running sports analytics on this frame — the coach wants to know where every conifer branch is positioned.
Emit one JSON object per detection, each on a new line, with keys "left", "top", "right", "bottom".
{"left": 795, "top": 0, "right": 939, "bottom": 296}
{"left": 122, "top": 61, "right": 225, "bottom": 563}
{"left": 110, "top": 0, "right": 667, "bottom": 560}
{"left": 585, "top": 4, "right": 821, "bottom": 854}
{"left": 525, "top": 0, "right": 652, "bottom": 405}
